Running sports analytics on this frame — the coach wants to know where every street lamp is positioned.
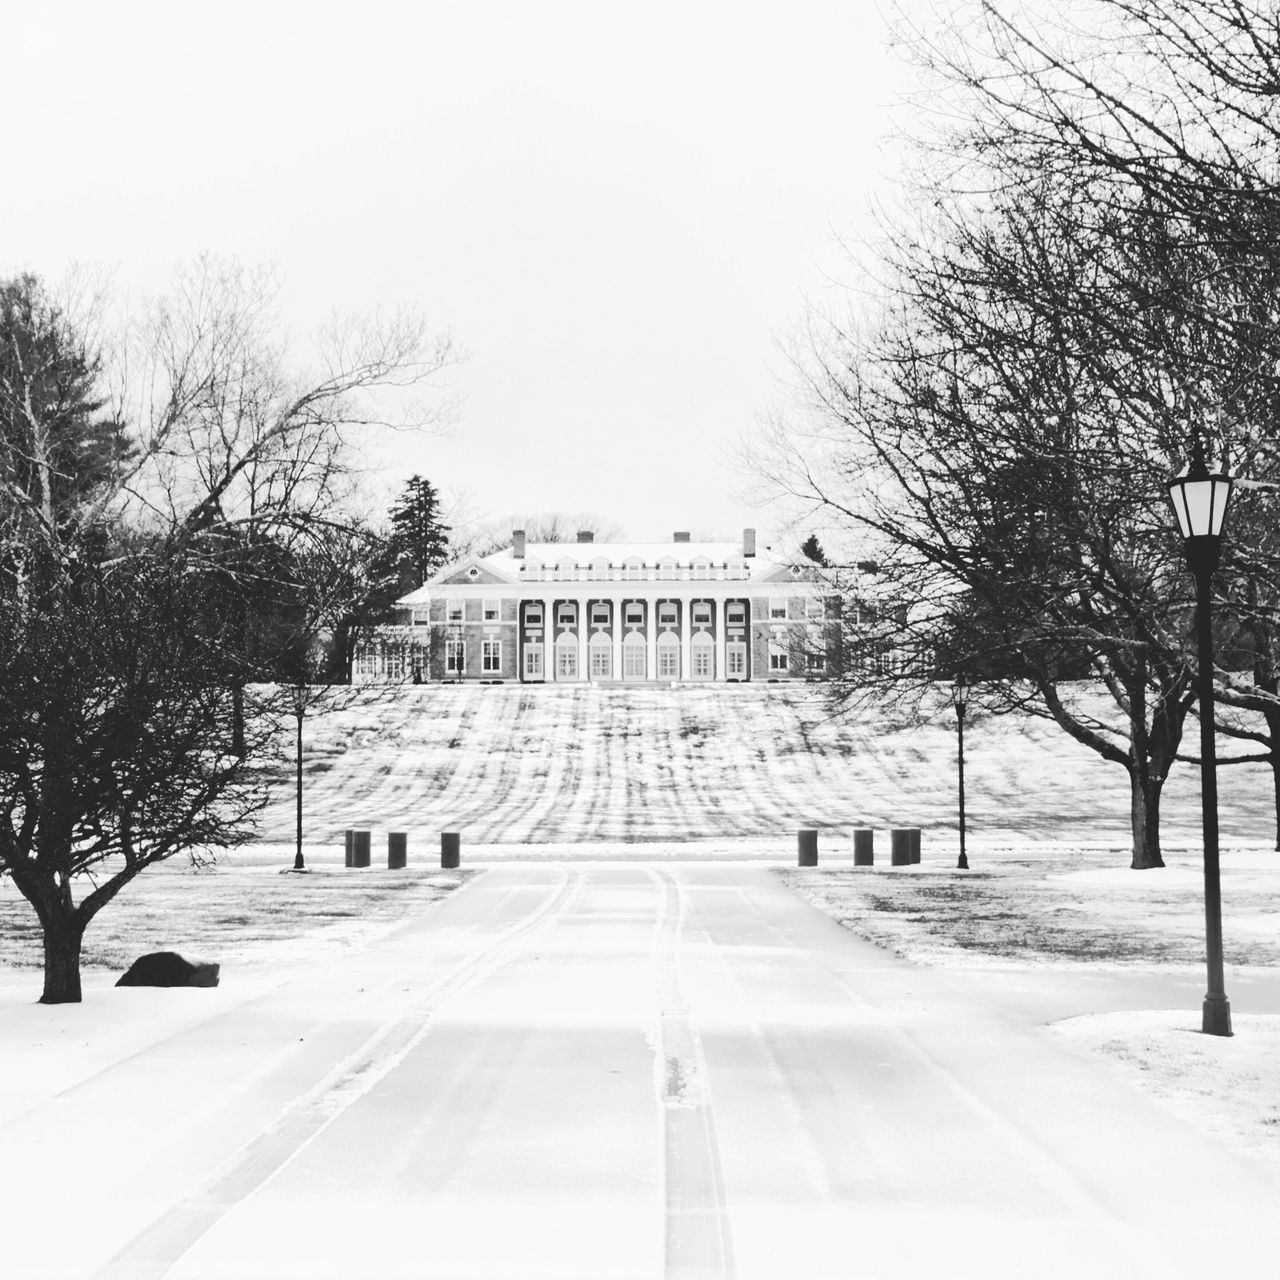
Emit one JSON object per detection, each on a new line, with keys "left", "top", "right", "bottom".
{"left": 952, "top": 674, "right": 969, "bottom": 870}
{"left": 1166, "top": 436, "right": 1234, "bottom": 1037}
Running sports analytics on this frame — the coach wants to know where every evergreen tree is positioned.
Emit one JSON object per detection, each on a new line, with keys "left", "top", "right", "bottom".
{"left": 377, "top": 475, "right": 451, "bottom": 593}
{"left": 800, "top": 534, "right": 828, "bottom": 566}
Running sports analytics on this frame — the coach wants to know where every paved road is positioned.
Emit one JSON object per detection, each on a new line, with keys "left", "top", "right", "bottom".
{"left": 9, "top": 864, "right": 1280, "bottom": 1279}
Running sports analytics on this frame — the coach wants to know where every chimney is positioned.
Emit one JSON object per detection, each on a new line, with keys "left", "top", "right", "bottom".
{"left": 673, "top": 531, "right": 691, "bottom": 543}
{"left": 513, "top": 529, "right": 526, "bottom": 559}
{"left": 743, "top": 527, "right": 756, "bottom": 557}
{"left": 577, "top": 530, "right": 594, "bottom": 543}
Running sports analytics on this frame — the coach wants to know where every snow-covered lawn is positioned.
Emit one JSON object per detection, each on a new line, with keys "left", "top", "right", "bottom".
{"left": 782, "top": 844, "right": 1280, "bottom": 1165}
{"left": 257, "top": 682, "right": 1277, "bottom": 846}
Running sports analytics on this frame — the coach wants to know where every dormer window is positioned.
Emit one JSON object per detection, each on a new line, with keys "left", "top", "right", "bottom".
{"left": 558, "top": 558, "right": 577, "bottom": 580}
{"left": 659, "top": 557, "right": 678, "bottom": 581}
{"left": 692, "top": 557, "right": 711, "bottom": 580}
{"left": 591, "top": 556, "right": 610, "bottom": 581}
{"left": 726, "top": 559, "right": 747, "bottom": 580}
{"left": 625, "top": 557, "right": 644, "bottom": 581}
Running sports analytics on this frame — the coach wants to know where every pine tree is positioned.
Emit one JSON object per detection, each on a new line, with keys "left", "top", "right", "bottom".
{"left": 800, "top": 534, "right": 828, "bottom": 566}
{"left": 379, "top": 475, "right": 451, "bottom": 591}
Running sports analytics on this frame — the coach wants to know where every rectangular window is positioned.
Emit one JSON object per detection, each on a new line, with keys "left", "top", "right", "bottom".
{"left": 692, "top": 602, "right": 711, "bottom": 627}
{"left": 446, "top": 639, "right": 464, "bottom": 673}
{"left": 692, "top": 647, "right": 712, "bottom": 677}
{"left": 356, "top": 649, "right": 376, "bottom": 678}
{"left": 385, "top": 649, "right": 405, "bottom": 680}
{"left": 590, "top": 646, "right": 611, "bottom": 678}
{"left": 525, "top": 605, "right": 543, "bottom": 625}
{"left": 446, "top": 600, "right": 464, "bottom": 622}
{"left": 557, "top": 604, "right": 576, "bottom": 626}
{"left": 658, "top": 604, "right": 677, "bottom": 628}
{"left": 770, "top": 598, "right": 788, "bottom": 621}
{"left": 624, "top": 645, "right": 646, "bottom": 679}
{"left": 482, "top": 639, "right": 501, "bottom": 673}
{"left": 808, "top": 650, "right": 827, "bottom": 671}
{"left": 805, "top": 597, "right": 826, "bottom": 621}
{"left": 727, "top": 643, "right": 747, "bottom": 677}
{"left": 483, "top": 600, "right": 500, "bottom": 622}
{"left": 727, "top": 603, "right": 746, "bottom": 624}
{"left": 769, "top": 645, "right": 789, "bottom": 672}
{"left": 591, "top": 603, "right": 609, "bottom": 626}
{"left": 624, "top": 603, "right": 643, "bottom": 626}
{"left": 658, "top": 646, "right": 680, "bottom": 677}
{"left": 524, "top": 645, "right": 543, "bottom": 678}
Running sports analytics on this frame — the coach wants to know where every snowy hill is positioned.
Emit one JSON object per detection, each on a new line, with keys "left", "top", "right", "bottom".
{"left": 257, "top": 684, "right": 1276, "bottom": 849}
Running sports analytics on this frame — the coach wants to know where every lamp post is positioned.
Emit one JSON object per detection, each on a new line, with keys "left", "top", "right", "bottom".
{"left": 291, "top": 682, "right": 307, "bottom": 872}
{"left": 1166, "top": 436, "right": 1233, "bottom": 1037}
{"left": 952, "top": 675, "right": 969, "bottom": 870}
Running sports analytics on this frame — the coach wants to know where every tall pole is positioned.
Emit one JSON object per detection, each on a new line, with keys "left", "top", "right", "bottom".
{"left": 956, "top": 703, "right": 968, "bottom": 870}
{"left": 1193, "top": 558, "right": 1231, "bottom": 1035}
{"left": 294, "top": 698, "right": 305, "bottom": 872}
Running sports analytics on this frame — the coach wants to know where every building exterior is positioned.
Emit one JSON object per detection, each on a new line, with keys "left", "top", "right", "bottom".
{"left": 355, "top": 528, "right": 858, "bottom": 684}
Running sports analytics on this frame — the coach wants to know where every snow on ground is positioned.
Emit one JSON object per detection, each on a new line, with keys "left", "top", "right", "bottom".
{"left": 1050, "top": 1011, "right": 1280, "bottom": 1164}
{"left": 256, "top": 682, "right": 1277, "bottom": 846}
{"left": 783, "top": 842, "right": 1280, "bottom": 1165}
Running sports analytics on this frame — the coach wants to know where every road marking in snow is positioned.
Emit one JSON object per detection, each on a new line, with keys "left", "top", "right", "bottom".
{"left": 648, "top": 867, "right": 736, "bottom": 1279}
{"left": 91, "top": 866, "right": 585, "bottom": 1280}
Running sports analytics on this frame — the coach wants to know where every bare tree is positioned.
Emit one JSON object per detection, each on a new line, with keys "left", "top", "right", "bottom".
{"left": 0, "top": 261, "right": 457, "bottom": 1002}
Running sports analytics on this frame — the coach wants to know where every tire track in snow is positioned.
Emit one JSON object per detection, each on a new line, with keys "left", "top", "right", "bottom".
{"left": 647, "top": 866, "right": 736, "bottom": 1279}
{"left": 91, "top": 866, "right": 585, "bottom": 1280}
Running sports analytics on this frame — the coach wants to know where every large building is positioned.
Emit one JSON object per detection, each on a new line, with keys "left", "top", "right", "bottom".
{"left": 355, "top": 528, "right": 855, "bottom": 684}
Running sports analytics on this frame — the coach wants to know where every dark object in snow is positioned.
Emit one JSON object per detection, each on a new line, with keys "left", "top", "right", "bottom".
{"left": 441, "top": 831, "right": 461, "bottom": 869}
{"left": 115, "top": 952, "right": 220, "bottom": 988}
{"left": 853, "top": 828, "right": 874, "bottom": 866}
{"left": 797, "top": 829, "right": 818, "bottom": 866}
{"left": 388, "top": 831, "right": 407, "bottom": 869}
{"left": 891, "top": 828, "right": 921, "bottom": 867}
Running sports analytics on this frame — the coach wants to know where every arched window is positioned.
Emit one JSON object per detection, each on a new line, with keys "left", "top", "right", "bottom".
{"left": 589, "top": 630, "right": 612, "bottom": 679}
{"left": 657, "top": 632, "right": 680, "bottom": 679}
{"left": 555, "top": 629, "right": 578, "bottom": 679}
{"left": 623, "top": 630, "right": 646, "bottom": 680}
{"left": 691, "top": 631, "right": 714, "bottom": 680}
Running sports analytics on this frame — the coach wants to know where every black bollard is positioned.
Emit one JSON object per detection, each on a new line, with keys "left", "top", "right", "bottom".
{"left": 910, "top": 828, "right": 921, "bottom": 864}
{"left": 441, "top": 831, "right": 461, "bottom": 869}
{"left": 388, "top": 832, "right": 407, "bottom": 870}
{"left": 798, "top": 829, "right": 818, "bottom": 866}
{"left": 853, "top": 828, "right": 874, "bottom": 866}
{"left": 344, "top": 829, "right": 354, "bottom": 868}
{"left": 890, "top": 828, "right": 914, "bottom": 867}
{"left": 351, "top": 829, "right": 371, "bottom": 868}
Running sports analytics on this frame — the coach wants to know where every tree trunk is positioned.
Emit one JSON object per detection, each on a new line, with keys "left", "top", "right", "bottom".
{"left": 232, "top": 683, "right": 246, "bottom": 756}
{"left": 1272, "top": 753, "right": 1280, "bottom": 854}
{"left": 40, "top": 913, "right": 86, "bottom": 1004}
{"left": 1129, "top": 767, "right": 1166, "bottom": 870}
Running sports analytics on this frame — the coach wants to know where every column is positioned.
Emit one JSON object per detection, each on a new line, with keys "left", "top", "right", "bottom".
{"left": 715, "top": 596, "right": 727, "bottom": 682}
{"left": 578, "top": 595, "right": 589, "bottom": 682}
{"left": 544, "top": 596, "right": 555, "bottom": 682}
{"left": 647, "top": 594, "right": 658, "bottom": 682}
{"left": 679, "top": 598, "right": 693, "bottom": 682}
{"left": 611, "top": 592, "right": 623, "bottom": 680}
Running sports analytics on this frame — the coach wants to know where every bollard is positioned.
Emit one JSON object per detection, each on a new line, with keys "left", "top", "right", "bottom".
{"left": 441, "top": 831, "right": 461, "bottom": 869}
{"left": 350, "top": 829, "right": 371, "bottom": 868}
{"left": 344, "top": 828, "right": 354, "bottom": 868}
{"left": 910, "top": 828, "right": 921, "bottom": 864}
{"left": 388, "top": 832, "right": 407, "bottom": 870}
{"left": 890, "top": 828, "right": 914, "bottom": 867}
{"left": 853, "top": 828, "right": 874, "bottom": 866}
{"left": 798, "top": 829, "right": 818, "bottom": 866}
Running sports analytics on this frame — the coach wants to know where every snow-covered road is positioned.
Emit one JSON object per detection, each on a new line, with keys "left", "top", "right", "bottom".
{"left": 7, "top": 864, "right": 1279, "bottom": 1279}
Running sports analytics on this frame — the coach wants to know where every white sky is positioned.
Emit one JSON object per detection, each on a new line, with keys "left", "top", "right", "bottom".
{"left": 3, "top": 0, "right": 920, "bottom": 547}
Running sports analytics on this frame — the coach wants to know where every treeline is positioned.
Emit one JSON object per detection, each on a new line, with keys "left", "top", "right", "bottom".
{"left": 757, "top": 0, "right": 1280, "bottom": 865}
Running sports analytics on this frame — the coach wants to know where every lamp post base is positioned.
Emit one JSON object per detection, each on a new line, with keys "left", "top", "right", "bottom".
{"left": 957, "top": 853, "right": 968, "bottom": 870}
{"left": 1202, "top": 994, "right": 1233, "bottom": 1037}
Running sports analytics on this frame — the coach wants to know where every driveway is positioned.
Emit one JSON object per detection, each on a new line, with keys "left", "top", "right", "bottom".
{"left": 6, "top": 863, "right": 1277, "bottom": 1279}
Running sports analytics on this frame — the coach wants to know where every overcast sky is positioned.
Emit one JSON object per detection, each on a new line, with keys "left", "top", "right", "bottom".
{"left": 4, "top": 0, "right": 922, "bottom": 549}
